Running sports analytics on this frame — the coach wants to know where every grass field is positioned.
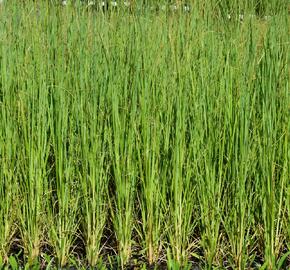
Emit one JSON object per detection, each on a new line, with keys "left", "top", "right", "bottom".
{"left": 0, "top": 1, "right": 289, "bottom": 269}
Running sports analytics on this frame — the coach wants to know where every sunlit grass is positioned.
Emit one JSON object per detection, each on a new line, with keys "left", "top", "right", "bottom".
{"left": 0, "top": 1, "right": 289, "bottom": 269}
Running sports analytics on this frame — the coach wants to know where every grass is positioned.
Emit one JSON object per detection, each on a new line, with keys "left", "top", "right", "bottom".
{"left": 0, "top": 0, "right": 289, "bottom": 269}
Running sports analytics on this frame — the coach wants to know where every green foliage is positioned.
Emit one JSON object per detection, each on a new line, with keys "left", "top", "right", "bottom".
{"left": 0, "top": 0, "right": 289, "bottom": 269}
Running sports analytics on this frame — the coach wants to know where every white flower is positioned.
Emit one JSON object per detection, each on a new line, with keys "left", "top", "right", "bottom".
{"left": 184, "top": 5, "right": 190, "bottom": 12}
{"left": 171, "top": 4, "right": 178, "bottom": 11}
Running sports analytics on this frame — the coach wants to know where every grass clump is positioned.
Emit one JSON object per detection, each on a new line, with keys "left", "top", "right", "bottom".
{"left": 0, "top": 0, "right": 289, "bottom": 269}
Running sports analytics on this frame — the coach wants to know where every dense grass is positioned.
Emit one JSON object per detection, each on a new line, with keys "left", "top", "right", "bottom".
{"left": 0, "top": 1, "right": 289, "bottom": 269}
